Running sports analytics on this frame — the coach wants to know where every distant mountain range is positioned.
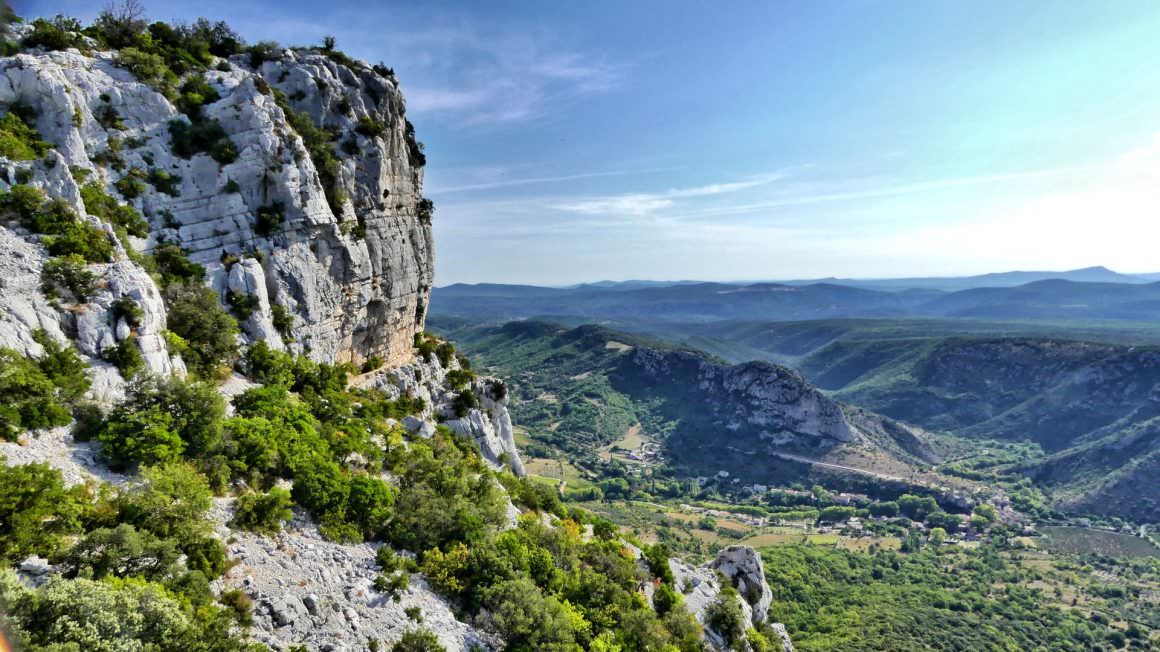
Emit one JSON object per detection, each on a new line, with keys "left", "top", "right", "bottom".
{"left": 433, "top": 272, "right": 1160, "bottom": 324}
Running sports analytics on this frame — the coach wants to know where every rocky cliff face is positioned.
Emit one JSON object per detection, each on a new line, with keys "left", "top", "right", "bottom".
{"left": 627, "top": 347, "right": 854, "bottom": 445}
{"left": 0, "top": 45, "right": 431, "bottom": 372}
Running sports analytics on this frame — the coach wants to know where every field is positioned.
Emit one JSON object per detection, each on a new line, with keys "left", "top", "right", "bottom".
{"left": 1038, "top": 526, "right": 1160, "bottom": 559}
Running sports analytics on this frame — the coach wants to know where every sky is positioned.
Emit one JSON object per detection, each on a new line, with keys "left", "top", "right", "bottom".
{"left": 19, "top": 0, "right": 1160, "bottom": 285}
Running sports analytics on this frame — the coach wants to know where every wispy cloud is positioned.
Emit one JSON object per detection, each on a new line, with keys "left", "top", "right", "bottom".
{"left": 551, "top": 173, "right": 787, "bottom": 216}
{"left": 432, "top": 166, "right": 680, "bottom": 194}
{"left": 385, "top": 24, "right": 622, "bottom": 126}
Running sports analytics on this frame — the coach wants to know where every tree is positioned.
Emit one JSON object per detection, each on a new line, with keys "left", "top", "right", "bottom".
{"left": 62, "top": 523, "right": 179, "bottom": 580}
{"left": 0, "top": 461, "right": 85, "bottom": 562}
{"left": 230, "top": 488, "right": 293, "bottom": 535}
{"left": 929, "top": 527, "right": 948, "bottom": 546}
{"left": 162, "top": 281, "right": 239, "bottom": 379}
{"left": 481, "top": 578, "right": 575, "bottom": 651}
{"left": 704, "top": 588, "right": 746, "bottom": 649}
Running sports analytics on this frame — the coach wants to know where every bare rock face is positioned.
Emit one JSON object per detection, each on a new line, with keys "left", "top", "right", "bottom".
{"left": 0, "top": 46, "right": 432, "bottom": 373}
{"left": 711, "top": 545, "right": 773, "bottom": 625}
{"left": 628, "top": 347, "right": 854, "bottom": 445}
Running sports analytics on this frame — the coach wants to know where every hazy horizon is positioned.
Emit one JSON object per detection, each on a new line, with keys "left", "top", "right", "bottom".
{"left": 24, "top": 0, "right": 1160, "bottom": 285}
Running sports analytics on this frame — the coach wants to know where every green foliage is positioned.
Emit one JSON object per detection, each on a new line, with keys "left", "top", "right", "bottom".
{"left": 416, "top": 197, "right": 434, "bottom": 224}
{"left": 392, "top": 629, "right": 446, "bottom": 652}
{"left": 110, "top": 296, "right": 145, "bottom": 328}
{"left": 0, "top": 111, "right": 52, "bottom": 160}
{"left": 361, "top": 355, "right": 384, "bottom": 373}
{"left": 103, "top": 335, "right": 145, "bottom": 379}
{"left": 114, "top": 171, "right": 147, "bottom": 199}
{"left": 230, "top": 487, "right": 293, "bottom": 534}
{"left": 41, "top": 254, "right": 99, "bottom": 302}
{"left": 3, "top": 185, "right": 114, "bottom": 264}
{"left": 147, "top": 167, "right": 181, "bottom": 196}
{"left": 254, "top": 202, "right": 284, "bottom": 236}
{"left": 175, "top": 74, "right": 220, "bottom": 119}
{"left": 151, "top": 242, "right": 206, "bottom": 287}
{"left": 0, "top": 460, "right": 86, "bottom": 562}
{"left": 643, "top": 543, "right": 675, "bottom": 584}
{"left": 162, "top": 281, "right": 240, "bottom": 378}
{"left": 168, "top": 117, "right": 238, "bottom": 164}
{"left": 451, "top": 389, "right": 478, "bottom": 418}
{"left": 80, "top": 182, "right": 149, "bottom": 237}
{"left": 21, "top": 15, "right": 85, "bottom": 51}
{"left": 444, "top": 368, "right": 475, "bottom": 389}
{"left": 270, "top": 302, "right": 294, "bottom": 339}
{"left": 705, "top": 588, "right": 746, "bottom": 649}
{"left": 0, "top": 568, "right": 250, "bottom": 651}
{"left": 356, "top": 116, "right": 387, "bottom": 138}
{"left": 62, "top": 523, "right": 180, "bottom": 580}
{"left": 116, "top": 47, "right": 179, "bottom": 98}
{"left": 96, "top": 378, "right": 225, "bottom": 468}
{"left": 225, "top": 289, "right": 260, "bottom": 322}
{"left": 481, "top": 577, "right": 577, "bottom": 651}
{"left": 763, "top": 544, "right": 1123, "bottom": 651}
{"left": 404, "top": 119, "right": 426, "bottom": 167}
{"left": 0, "top": 335, "right": 88, "bottom": 437}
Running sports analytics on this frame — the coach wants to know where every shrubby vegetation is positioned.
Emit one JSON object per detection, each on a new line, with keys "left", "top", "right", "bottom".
{"left": 0, "top": 110, "right": 51, "bottom": 160}
{"left": 0, "top": 331, "right": 89, "bottom": 437}
{"left": 2, "top": 184, "right": 115, "bottom": 264}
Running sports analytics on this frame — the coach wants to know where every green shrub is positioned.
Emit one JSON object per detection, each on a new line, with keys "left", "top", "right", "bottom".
{"left": 151, "top": 243, "right": 205, "bottom": 287}
{"left": 0, "top": 111, "right": 52, "bottom": 160}
{"left": 0, "top": 349, "right": 71, "bottom": 437}
{"left": 110, "top": 296, "right": 145, "bottom": 328}
{"left": 230, "top": 487, "right": 293, "bottom": 535}
{"left": 704, "top": 588, "right": 746, "bottom": 648}
{"left": 31, "top": 330, "right": 90, "bottom": 402}
{"left": 225, "top": 290, "right": 260, "bottom": 322}
{"left": 175, "top": 74, "right": 221, "bottom": 119}
{"left": 451, "top": 389, "right": 478, "bottom": 418}
{"left": 270, "top": 303, "right": 294, "bottom": 339}
{"left": 444, "top": 369, "right": 474, "bottom": 390}
{"left": 94, "top": 103, "right": 126, "bottom": 130}
{"left": 224, "top": 179, "right": 241, "bottom": 193}
{"left": 103, "top": 335, "right": 145, "bottom": 379}
{"left": 41, "top": 254, "right": 100, "bottom": 302}
{"left": 254, "top": 202, "right": 284, "bottom": 236}
{"left": 21, "top": 15, "right": 85, "bottom": 51}
{"left": 361, "top": 355, "right": 384, "bottom": 373}
{"left": 114, "top": 172, "right": 147, "bottom": 199}
{"left": 147, "top": 168, "right": 181, "bottom": 196}
{"left": 116, "top": 47, "right": 179, "bottom": 98}
{"left": 356, "top": 116, "right": 387, "bottom": 138}
{"left": 163, "top": 281, "right": 239, "bottom": 379}
{"left": 392, "top": 629, "right": 446, "bottom": 652}
{"left": 43, "top": 220, "right": 115, "bottom": 262}
{"left": 96, "top": 403, "right": 182, "bottom": 467}
{"left": 404, "top": 119, "right": 426, "bottom": 167}
{"left": 416, "top": 197, "right": 434, "bottom": 224}
{"left": 168, "top": 118, "right": 237, "bottom": 164}
{"left": 80, "top": 182, "right": 149, "bottom": 237}
{"left": 62, "top": 523, "right": 180, "bottom": 580}
{"left": 0, "top": 461, "right": 86, "bottom": 562}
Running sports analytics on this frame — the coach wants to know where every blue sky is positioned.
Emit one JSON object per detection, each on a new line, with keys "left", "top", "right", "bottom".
{"left": 21, "top": 0, "right": 1160, "bottom": 284}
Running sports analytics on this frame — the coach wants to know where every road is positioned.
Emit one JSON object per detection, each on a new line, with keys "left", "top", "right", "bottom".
{"left": 770, "top": 452, "right": 906, "bottom": 483}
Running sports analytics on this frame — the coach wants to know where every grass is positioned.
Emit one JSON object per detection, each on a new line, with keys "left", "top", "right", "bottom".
{"left": 1038, "top": 526, "right": 1160, "bottom": 559}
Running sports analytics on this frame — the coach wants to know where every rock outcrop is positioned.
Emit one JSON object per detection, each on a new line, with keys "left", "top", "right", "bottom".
{"left": 665, "top": 545, "right": 793, "bottom": 652}
{"left": 0, "top": 45, "right": 431, "bottom": 374}
{"left": 628, "top": 347, "right": 854, "bottom": 445}
{"left": 358, "top": 349, "right": 526, "bottom": 476}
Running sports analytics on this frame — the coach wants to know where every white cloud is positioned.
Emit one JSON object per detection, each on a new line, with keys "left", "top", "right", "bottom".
{"left": 551, "top": 173, "right": 785, "bottom": 216}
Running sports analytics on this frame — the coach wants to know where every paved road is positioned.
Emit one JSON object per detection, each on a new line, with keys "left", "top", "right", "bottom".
{"left": 770, "top": 452, "right": 906, "bottom": 483}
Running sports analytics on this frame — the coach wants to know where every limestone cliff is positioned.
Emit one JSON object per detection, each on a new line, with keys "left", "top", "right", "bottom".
{"left": 0, "top": 45, "right": 431, "bottom": 371}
